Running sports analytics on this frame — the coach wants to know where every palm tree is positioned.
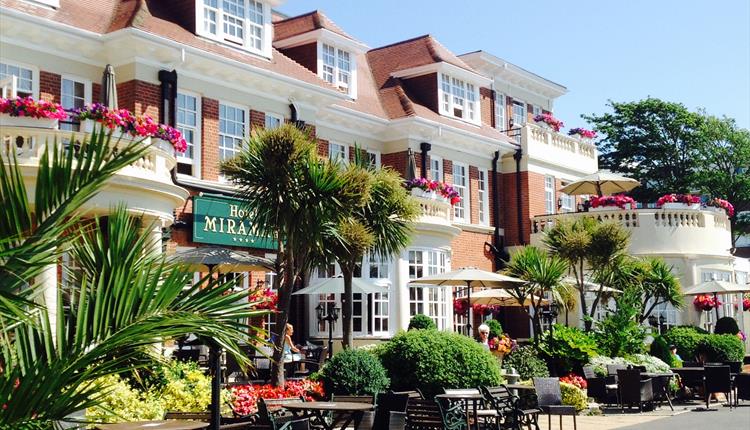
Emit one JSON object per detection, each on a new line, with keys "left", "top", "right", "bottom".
{"left": 221, "top": 124, "right": 363, "bottom": 385}
{"left": 326, "top": 153, "right": 418, "bottom": 348}
{"left": 543, "top": 217, "right": 630, "bottom": 331}
{"left": 504, "top": 246, "right": 568, "bottom": 341}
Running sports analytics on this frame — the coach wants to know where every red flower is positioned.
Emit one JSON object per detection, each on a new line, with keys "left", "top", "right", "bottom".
{"left": 693, "top": 294, "right": 721, "bottom": 311}
{"left": 656, "top": 194, "right": 701, "bottom": 207}
{"left": 742, "top": 297, "right": 750, "bottom": 312}
{"left": 560, "top": 373, "right": 587, "bottom": 390}
{"left": 589, "top": 194, "right": 636, "bottom": 209}
{"left": 229, "top": 381, "right": 324, "bottom": 415}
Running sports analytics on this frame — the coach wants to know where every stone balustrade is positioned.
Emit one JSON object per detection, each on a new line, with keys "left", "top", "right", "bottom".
{"left": 410, "top": 189, "right": 453, "bottom": 227}
{"left": 521, "top": 123, "right": 598, "bottom": 174}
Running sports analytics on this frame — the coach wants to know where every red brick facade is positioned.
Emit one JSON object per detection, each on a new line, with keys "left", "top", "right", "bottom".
{"left": 201, "top": 97, "right": 220, "bottom": 181}
{"left": 39, "top": 71, "right": 60, "bottom": 103}
{"left": 451, "top": 230, "right": 494, "bottom": 270}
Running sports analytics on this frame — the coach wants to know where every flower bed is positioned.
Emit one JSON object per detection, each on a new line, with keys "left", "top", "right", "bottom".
{"left": 589, "top": 195, "right": 636, "bottom": 210}
{"left": 405, "top": 178, "right": 461, "bottom": 205}
{"left": 568, "top": 127, "right": 596, "bottom": 139}
{"left": 693, "top": 294, "right": 721, "bottom": 311}
{"left": 559, "top": 373, "right": 587, "bottom": 390}
{"left": 706, "top": 198, "right": 734, "bottom": 217}
{"left": 656, "top": 193, "right": 701, "bottom": 208}
{"left": 229, "top": 380, "right": 324, "bottom": 416}
{"left": 533, "top": 113, "right": 564, "bottom": 132}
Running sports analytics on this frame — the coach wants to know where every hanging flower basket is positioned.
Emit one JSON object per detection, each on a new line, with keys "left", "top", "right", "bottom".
{"left": 742, "top": 297, "right": 750, "bottom": 312}
{"left": 406, "top": 178, "right": 461, "bottom": 205}
{"left": 693, "top": 294, "right": 721, "bottom": 312}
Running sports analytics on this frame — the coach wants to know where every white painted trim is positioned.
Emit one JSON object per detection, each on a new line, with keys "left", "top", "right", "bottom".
{"left": 451, "top": 161, "right": 470, "bottom": 223}
{"left": 366, "top": 148, "right": 381, "bottom": 169}
{"left": 316, "top": 41, "right": 358, "bottom": 99}
{"left": 459, "top": 51, "right": 567, "bottom": 98}
{"left": 437, "top": 72, "right": 481, "bottom": 126}
{"left": 217, "top": 100, "right": 248, "bottom": 182}
{"left": 264, "top": 111, "right": 283, "bottom": 129}
{"left": 328, "top": 141, "right": 349, "bottom": 164}
{"left": 176, "top": 89, "right": 203, "bottom": 179}
{"left": 429, "top": 155, "right": 444, "bottom": 182}
{"left": 477, "top": 167, "right": 490, "bottom": 226}
{"left": 195, "top": 0, "right": 273, "bottom": 59}
{"left": 274, "top": 28, "right": 368, "bottom": 53}
{"left": 0, "top": 59, "right": 39, "bottom": 99}
{"left": 391, "top": 61, "right": 492, "bottom": 86}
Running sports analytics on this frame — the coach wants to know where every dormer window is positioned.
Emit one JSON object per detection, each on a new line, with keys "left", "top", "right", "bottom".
{"left": 197, "top": 0, "right": 271, "bottom": 57}
{"left": 319, "top": 43, "right": 355, "bottom": 97}
{"left": 439, "top": 73, "right": 480, "bottom": 125}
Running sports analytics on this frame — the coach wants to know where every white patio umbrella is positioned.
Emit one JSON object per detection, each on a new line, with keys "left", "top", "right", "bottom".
{"left": 562, "top": 275, "right": 622, "bottom": 293}
{"left": 468, "top": 288, "right": 548, "bottom": 307}
{"left": 560, "top": 171, "right": 640, "bottom": 196}
{"left": 292, "top": 275, "right": 389, "bottom": 296}
{"left": 408, "top": 267, "right": 526, "bottom": 334}
{"left": 172, "top": 246, "right": 274, "bottom": 273}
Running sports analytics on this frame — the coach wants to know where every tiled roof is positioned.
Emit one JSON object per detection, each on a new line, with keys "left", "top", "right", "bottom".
{"left": 273, "top": 10, "right": 356, "bottom": 42}
{"left": 368, "top": 35, "right": 475, "bottom": 75}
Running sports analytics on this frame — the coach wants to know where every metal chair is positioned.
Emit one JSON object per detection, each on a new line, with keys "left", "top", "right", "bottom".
{"left": 330, "top": 394, "right": 375, "bottom": 429}
{"left": 616, "top": 368, "right": 653, "bottom": 412}
{"left": 735, "top": 373, "right": 750, "bottom": 407}
{"left": 257, "top": 397, "right": 305, "bottom": 430}
{"left": 374, "top": 391, "right": 410, "bottom": 430}
{"left": 582, "top": 366, "right": 617, "bottom": 406}
{"left": 703, "top": 365, "right": 732, "bottom": 410}
{"left": 405, "top": 398, "right": 444, "bottom": 430}
{"left": 479, "top": 385, "right": 536, "bottom": 430}
{"left": 294, "top": 347, "right": 328, "bottom": 377}
{"left": 436, "top": 397, "right": 468, "bottom": 430}
{"left": 533, "top": 378, "right": 576, "bottom": 430}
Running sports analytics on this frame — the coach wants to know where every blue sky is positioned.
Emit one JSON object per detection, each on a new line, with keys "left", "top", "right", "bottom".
{"left": 279, "top": 0, "right": 750, "bottom": 130}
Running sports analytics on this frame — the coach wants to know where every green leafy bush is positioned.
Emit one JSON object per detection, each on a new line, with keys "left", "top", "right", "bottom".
{"left": 587, "top": 356, "right": 632, "bottom": 377}
{"left": 649, "top": 335, "right": 680, "bottom": 367}
{"left": 714, "top": 317, "right": 740, "bottom": 335}
{"left": 318, "top": 348, "right": 390, "bottom": 395}
{"left": 538, "top": 325, "right": 599, "bottom": 373}
{"left": 560, "top": 382, "right": 588, "bottom": 411}
{"left": 408, "top": 314, "right": 437, "bottom": 331}
{"left": 502, "top": 345, "right": 549, "bottom": 380}
{"left": 592, "top": 293, "right": 646, "bottom": 357}
{"left": 86, "top": 374, "right": 164, "bottom": 422}
{"left": 379, "top": 330, "right": 502, "bottom": 397}
{"left": 663, "top": 326, "right": 705, "bottom": 361}
{"left": 486, "top": 319, "right": 503, "bottom": 339}
{"left": 697, "top": 334, "right": 745, "bottom": 362}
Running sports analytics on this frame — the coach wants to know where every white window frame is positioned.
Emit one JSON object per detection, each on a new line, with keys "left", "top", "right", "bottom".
{"left": 430, "top": 155, "right": 444, "bottom": 182}
{"left": 532, "top": 105, "right": 542, "bottom": 117}
{"left": 0, "top": 61, "right": 39, "bottom": 99}
{"left": 328, "top": 142, "right": 348, "bottom": 164}
{"left": 366, "top": 149, "right": 381, "bottom": 169}
{"left": 438, "top": 73, "right": 481, "bottom": 125}
{"left": 176, "top": 90, "right": 202, "bottom": 178}
{"left": 195, "top": 0, "right": 272, "bottom": 57}
{"left": 512, "top": 100, "right": 526, "bottom": 127}
{"left": 478, "top": 168, "right": 490, "bottom": 226}
{"left": 59, "top": 74, "right": 92, "bottom": 132}
{"left": 264, "top": 112, "right": 283, "bottom": 130}
{"left": 452, "top": 162, "right": 470, "bottom": 223}
{"left": 494, "top": 92, "right": 506, "bottom": 130}
{"left": 544, "top": 175, "right": 555, "bottom": 215}
{"left": 408, "top": 248, "right": 450, "bottom": 330}
{"left": 317, "top": 42, "right": 357, "bottom": 98}
{"left": 218, "top": 101, "right": 247, "bottom": 169}
{"left": 25, "top": 0, "right": 60, "bottom": 8}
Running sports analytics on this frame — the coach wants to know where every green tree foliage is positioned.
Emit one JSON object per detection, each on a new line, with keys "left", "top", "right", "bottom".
{"left": 408, "top": 314, "right": 437, "bottom": 330}
{"left": 582, "top": 98, "right": 706, "bottom": 203}
{"left": 537, "top": 325, "right": 599, "bottom": 374}
{"left": 593, "top": 287, "right": 646, "bottom": 357}
{"left": 486, "top": 319, "right": 503, "bottom": 339}
{"left": 504, "top": 246, "right": 568, "bottom": 338}
{"left": 317, "top": 349, "right": 390, "bottom": 395}
{"left": 714, "top": 317, "right": 740, "bottom": 335}
{"left": 378, "top": 330, "right": 502, "bottom": 397}
{"left": 650, "top": 335, "right": 681, "bottom": 367}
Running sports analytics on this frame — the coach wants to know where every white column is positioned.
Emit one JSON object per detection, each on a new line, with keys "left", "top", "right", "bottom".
{"left": 38, "top": 263, "right": 58, "bottom": 335}
{"left": 395, "top": 252, "right": 411, "bottom": 332}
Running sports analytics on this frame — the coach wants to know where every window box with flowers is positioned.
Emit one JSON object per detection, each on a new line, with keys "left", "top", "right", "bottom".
{"left": 705, "top": 198, "right": 734, "bottom": 217}
{"left": 568, "top": 127, "right": 597, "bottom": 141}
{"left": 405, "top": 177, "right": 461, "bottom": 206}
{"left": 656, "top": 194, "right": 701, "bottom": 210}
{"left": 588, "top": 195, "right": 636, "bottom": 211}
{"left": 533, "top": 113, "right": 564, "bottom": 132}
{"left": 0, "top": 96, "right": 67, "bottom": 128}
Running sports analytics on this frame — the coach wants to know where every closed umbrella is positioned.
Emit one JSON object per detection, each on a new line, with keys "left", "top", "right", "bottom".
{"left": 560, "top": 171, "right": 640, "bottom": 196}
{"left": 409, "top": 267, "right": 526, "bottom": 335}
{"left": 292, "top": 275, "right": 389, "bottom": 295}
{"left": 405, "top": 148, "right": 418, "bottom": 182}
{"left": 101, "top": 64, "right": 118, "bottom": 109}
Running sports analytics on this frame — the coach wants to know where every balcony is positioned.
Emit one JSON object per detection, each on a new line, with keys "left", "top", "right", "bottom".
{"left": 409, "top": 189, "right": 461, "bottom": 238}
{"left": 1, "top": 124, "right": 189, "bottom": 224}
{"left": 530, "top": 207, "right": 732, "bottom": 257}
{"left": 520, "top": 123, "right": 598, "bottom": 174}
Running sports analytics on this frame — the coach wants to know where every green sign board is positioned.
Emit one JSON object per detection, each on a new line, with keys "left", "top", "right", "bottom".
{"left": 192, "top": 195, "right": 276, "bottom": 250}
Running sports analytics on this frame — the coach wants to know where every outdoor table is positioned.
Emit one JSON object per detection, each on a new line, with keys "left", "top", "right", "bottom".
{"left": 436, "top": 391, "right": 484, "bottom": 430}
{"left": 283, "top": 401, "right": 374, "bottom": 430}
{"left": 96, "top": 420, "right": 208, "bottom": 430}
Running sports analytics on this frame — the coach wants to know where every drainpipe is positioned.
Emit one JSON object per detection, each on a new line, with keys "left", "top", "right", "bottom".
{"left": 419, "top": 142, "right": 431, "bottom": 178}
{"left": 514, "top": 148, "right": 525, "bottom": 245}
{"left": 289, "top": 100, "right": 306, "bottom": 129}
{"left": 490, "top": 150, "right": 510, "bottom": 268}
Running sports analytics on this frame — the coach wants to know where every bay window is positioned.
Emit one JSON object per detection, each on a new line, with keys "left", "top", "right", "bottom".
{"left": 198, "top": 0, "right": 270, "bottom": 56}
{"left": 452, "top": 162, "right": 469, "bottom": 222}
{"left": 439, "top": 73, "right": 480, "bottom": 124}
{"left": 409, "top": 249, "right": 449, "bottom": 330}
{"left": 319, "top": 43, "right": 355, "bottom": 96}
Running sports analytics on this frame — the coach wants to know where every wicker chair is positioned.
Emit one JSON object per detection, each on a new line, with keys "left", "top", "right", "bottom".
{"left": 704, "top": 365, "right": 732, "bottom": 410}
{"left": 735, "top": 373, "right": 750, "bottom": 406}
{"left": 616, "top": 368, "right": 653, "bottom": 412}
{"left": 582, "top": 366, "right": 617, "bottom": 406}
{"left": 533, "top": 378, "right": 576, "bottom": 430}
{"left": 373, "top": 391, "right": 410, "bottom": 430}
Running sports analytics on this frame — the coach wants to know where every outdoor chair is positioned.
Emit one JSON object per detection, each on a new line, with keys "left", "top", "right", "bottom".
{"left": 392, "top": 390, "right": 425, "bottom": 400}
{"left": 616, "top": 368, "right": 653, "bottom": 412}
{"left": 330, "top": 394, "right": 376, "bottom": 429}
{"left": 436, "top": 397, "right": 468, "bottom": 430}
{"left": 373, "top": 391, "right": 410, "bottom": 430}
{"left": 479, "top": 385, "right": 538, "bottom": 430}
{"left": 294, "top": 347, "right": 328, "bottom": 378}
{"left": 725, "top": 361, "right": 742, "bottom": 374}
{"left": 703, "top": 365, "right": 732, "bottom": 410}
{"left": 682, "top": 361, "right": 701, "bottom": 368}
{"left": 606, "top": 365, "right": 628, "bottom": 382}
{"left": 648, "top": 374, "right": 674, "bottom": 411}
{"left": 734, "top": 373, "right": 750, "bottom": 406}
{"left": 582, "top": 366, "right": 617, "bottom": 406}
{"left": 257, "top": 397, "right": 305, "bottom": 430}
{"left": 405, "top": 398, "right": 444, "bottom": 430}
{"left": 533, "top": 378, "right": 577, "bottom": 430}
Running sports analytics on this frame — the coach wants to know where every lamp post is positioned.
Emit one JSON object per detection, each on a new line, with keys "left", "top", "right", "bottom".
{"left": 658, "top": 315, "right": 666, "bottom": 335}
{"left": 541, "top": 302, "right": 560, "bottom": 376}
{"left": 316, "top": 301, "right": 339, "bottom": 360}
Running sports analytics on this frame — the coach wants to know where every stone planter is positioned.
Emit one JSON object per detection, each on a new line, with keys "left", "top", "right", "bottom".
{"left": 0, "top": 114, "right": 58, "bottom": 129}
{"left": 704, "top": 206, "right": 727, "bottom": 216}
{"left": 662, "top": 202, "right": 700, "bottom": 210}
{"left": 590, "top": 206, "right": 619, "bottom": 212}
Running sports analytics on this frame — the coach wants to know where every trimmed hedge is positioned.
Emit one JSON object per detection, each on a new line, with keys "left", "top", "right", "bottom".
{"left": 318, "top": 348, "right": 390, "bottom": 395}
{"left": 714, "top": 317, "right": 740, "bottom": 336}
{"left": 502, "top": 346, "right": 549, "bottom": 380}
{"left": 408, "top": 314, "right": 437, "bottom": 331}
{"left": 696, "top": 334, "right": 745, "bottom": 363}
{"left": 663, "top": 326, "right": 704, "bottom": 362}
{"left": 378, "top": 329, "right": 502, "bottom": 397}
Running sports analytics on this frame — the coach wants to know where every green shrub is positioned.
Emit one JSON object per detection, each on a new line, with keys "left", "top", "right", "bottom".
{"left": 626, "top": 354, "right": 671, "bottom": 374}
{"left": 714, "top": 317, "right": 740, "bottom": 335}
{"left": 587, "top": 356, "right": 632, "bottom": 377}
{"left": 86, "top": 374, "right": 164, "bottom": 422}
{"left": 560, "top": 382, "right": 588, "bottom": 412}
{"left": 408, "top": 314, "right": 437, "bottom": 331}
{"left": 538, "top": 325, "right": 599, "bottom": 373}
{"left": 379, "top": 330, "right": 502, "bottom": 397}
{"left": 318, "top": 348, "right": 390, "bottom": 395}
{"left": 502, "top": 345, "right": 549, "bottom": 380}
{"left": 663, "top": 326, "right": 704, "bottom": 361}
{"left": 649, "top": 335, "right": 680, "bottom": 367}
{"left": 697, "top": 334, "right": 745, "bottom": 362}
{"left": 486, "top": 319, "right": 503, "bottom": 339}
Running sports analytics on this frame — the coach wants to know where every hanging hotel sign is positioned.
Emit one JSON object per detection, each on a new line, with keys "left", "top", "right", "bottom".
{"left": 192, "top": 195, "right": 276, "bottom": 250}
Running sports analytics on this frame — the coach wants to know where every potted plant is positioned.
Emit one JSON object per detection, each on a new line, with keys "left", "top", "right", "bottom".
{"left": 588, "top": 195, "right": 636, "bottom": 211}
{"left": 405, "top": 177, "right": 461, "bottom": 205}
{"left": 533, "top": 113, "right": 564, "bottom": 132}
{"left": 488, "top": 334, "right": 517, "bottom": 367}
{"left": 656, "top": 193, "right": 701, "bottom": 210}
{"left": 705, "top": 198, "right": 734, "bottom": 217}
{"left": 0, "top": 96, "right": 66, "bottom": 128}
{"left": 568, "top": 127, "right": 597, "bottom": 141}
